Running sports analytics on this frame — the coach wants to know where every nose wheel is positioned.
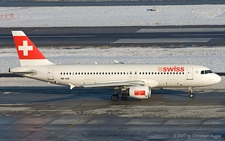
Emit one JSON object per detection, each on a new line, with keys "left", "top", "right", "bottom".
{"left": 189, "top": 93, "right": 194, "bottom": 98}
{"left": 189, "top": 87, "right": 194, "bottom": 98}
{"left": 111, "top": 94, "right": 119, "bottom": 101}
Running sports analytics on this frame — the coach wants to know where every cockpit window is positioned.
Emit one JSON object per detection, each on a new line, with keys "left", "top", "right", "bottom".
{"left": 201, "top": 70, "right": 213, "bottom": 75}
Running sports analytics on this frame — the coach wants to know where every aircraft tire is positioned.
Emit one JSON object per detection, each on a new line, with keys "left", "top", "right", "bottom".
{"left": 111, "top": 94, "right": 119, "bottom": 101}
{"left": 189, "top": 93, "right": 194, "bottom": 98}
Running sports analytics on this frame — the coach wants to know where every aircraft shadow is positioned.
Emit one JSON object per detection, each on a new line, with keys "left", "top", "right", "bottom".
{"left": 0, "top": 86, "right": 191, "bottom": 103}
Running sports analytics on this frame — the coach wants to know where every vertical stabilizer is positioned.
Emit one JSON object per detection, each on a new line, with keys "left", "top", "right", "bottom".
{"left": 12, "top": 31, "right": 54, "bottom": 66}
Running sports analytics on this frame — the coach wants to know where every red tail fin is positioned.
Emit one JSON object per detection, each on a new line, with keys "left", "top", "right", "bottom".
{"left": 12, "top": 31, "right": 54, "bottom": 66}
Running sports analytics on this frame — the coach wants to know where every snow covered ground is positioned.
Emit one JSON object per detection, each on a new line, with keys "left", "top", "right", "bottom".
{"left": 1, "top": 5, "right": 225, "bottom": 27}
{"left": 1, "top": 47, "right": 224, "bottom": 72}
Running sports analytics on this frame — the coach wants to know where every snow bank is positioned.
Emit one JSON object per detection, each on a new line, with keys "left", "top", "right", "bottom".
{"left": 1, "top": 5, "right": 225, "bottom": 27}
{"left": 0, "top": 47, "right": 224, "bottom": 73}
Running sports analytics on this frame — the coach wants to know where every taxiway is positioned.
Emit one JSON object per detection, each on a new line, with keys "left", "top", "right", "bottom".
{"left": 0, "top": 78, "right": 224, "bottom": 140}
{"left": 1, "top": 26, "right": 225, "bottom": 47}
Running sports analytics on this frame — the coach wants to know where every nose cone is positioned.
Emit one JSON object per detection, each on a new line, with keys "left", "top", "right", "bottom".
{"left": 214, "top": 74, "right": 221, "bottom": 84}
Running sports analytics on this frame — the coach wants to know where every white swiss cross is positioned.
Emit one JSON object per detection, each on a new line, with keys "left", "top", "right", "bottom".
{"left": 18, "top": 40, "right": 33, "bottom": 56}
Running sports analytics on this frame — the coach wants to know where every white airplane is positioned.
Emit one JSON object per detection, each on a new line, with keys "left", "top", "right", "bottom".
{"left": 9, "top": 31, "right": 221, "bottom": 101}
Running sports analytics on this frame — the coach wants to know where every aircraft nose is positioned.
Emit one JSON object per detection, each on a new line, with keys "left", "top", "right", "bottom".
{"left": 214, "top": 74, "right": 221, "bottom": 84}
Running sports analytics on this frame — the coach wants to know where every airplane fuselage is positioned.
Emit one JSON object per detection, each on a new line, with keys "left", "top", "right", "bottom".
{"left": 11, "top": 64, "right": 221, "bottom": 88}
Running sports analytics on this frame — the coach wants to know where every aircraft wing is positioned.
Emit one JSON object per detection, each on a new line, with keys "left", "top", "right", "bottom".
{"left": 70, "top": 79, "right": 159, "bottom": 89}
{"left": 83, "top": 80, "right": 145, "bottom": 88}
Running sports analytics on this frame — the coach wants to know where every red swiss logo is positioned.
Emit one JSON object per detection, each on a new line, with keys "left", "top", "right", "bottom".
{"left": 134, "top": 90, "right": 146, "bottom": 96}
{"left": 158, "top": 66, "right": 184, "bottom": 72}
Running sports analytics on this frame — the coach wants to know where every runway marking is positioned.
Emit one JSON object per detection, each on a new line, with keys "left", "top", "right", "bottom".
{"left": 136, "top": 28, "right": 225, "bottom": 33}
{"left": 60, "top": 117, "right": 84, "bottom": 134}
{"left": 116, "top": 128, "right": 122, "bottom": 133}
{"left": 104, "top": 127, "right": 128, "bottom": 141}
{"left": 114, "top": 38, "right": 211, "bottom": 43}
{"left": 105, "top": 136, "right": 113, "bottom": 141}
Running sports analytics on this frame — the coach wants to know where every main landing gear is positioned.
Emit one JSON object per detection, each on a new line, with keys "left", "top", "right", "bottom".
{"left": 111, "top": 87, "right": 120, "bottom": 101}
{"left": 189, "top": 87, "right": 194, "bottom": 98}
{"left": 111, "top": 94, "right": 119, "bottom": 101}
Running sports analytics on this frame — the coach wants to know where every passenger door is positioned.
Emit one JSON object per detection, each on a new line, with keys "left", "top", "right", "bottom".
{"left": 187, "top": 67, "right": 193, "bottom": 80}
{"left": 47, "top": 67, "right": 54, "bottom": 80}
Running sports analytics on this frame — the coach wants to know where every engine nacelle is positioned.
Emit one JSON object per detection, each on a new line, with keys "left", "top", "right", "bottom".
{"left": 129, "top": 86, "right": 151, "bottom": 99}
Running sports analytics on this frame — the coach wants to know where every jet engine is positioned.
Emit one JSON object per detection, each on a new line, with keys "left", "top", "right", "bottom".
{"left": 121, "top": 86, "right": 151, "bottom": 99}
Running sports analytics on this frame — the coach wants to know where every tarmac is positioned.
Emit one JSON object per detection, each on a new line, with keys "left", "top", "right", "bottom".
{"left": 1, "top": 26, "right": 225, "bottom": 47}
{"left": 0, "top": 78, "right": 224, "bottom": 141}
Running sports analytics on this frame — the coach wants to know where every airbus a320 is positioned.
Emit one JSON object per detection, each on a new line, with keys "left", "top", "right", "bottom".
{"left": 9, "top": 31, "right": 221, "bottom": 101}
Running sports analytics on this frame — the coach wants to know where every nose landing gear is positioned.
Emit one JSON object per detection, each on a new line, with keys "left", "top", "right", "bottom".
{"left": 189, "top": 87, "right": 194, "bottom": 98}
